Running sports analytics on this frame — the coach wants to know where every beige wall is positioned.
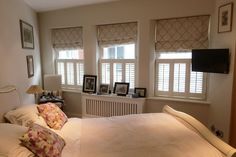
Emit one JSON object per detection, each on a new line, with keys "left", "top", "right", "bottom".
{"left": 39, "top": 0, "right": 235, "bottom": 141}
{"left": 208, "top": 0, "right": 236, "bottom": 141}
{"left": 0, "top": 0, "right": 41, "bottom": 104}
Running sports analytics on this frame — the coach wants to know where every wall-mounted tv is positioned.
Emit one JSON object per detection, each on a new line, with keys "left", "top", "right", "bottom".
{"left": 192, "top": 49, "right": 229, "bottom": 74}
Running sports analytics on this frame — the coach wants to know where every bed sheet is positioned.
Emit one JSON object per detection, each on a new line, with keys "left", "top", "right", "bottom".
{"left": 6, "top": 113, "right": 225, "bottom": 157}
{"left": 79, "top": 113, "right": 224, "bottom": 157}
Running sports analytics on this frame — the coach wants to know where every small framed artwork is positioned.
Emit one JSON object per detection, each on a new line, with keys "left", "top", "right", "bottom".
{"left": 26, "top": 55, "right": 34, "bottom": 78}
{"left": 99, "top": 84, "right": 109, "bottom": 94}
{"left": 218, "top": 3, "right": 233, "bottom": 33}
{"left": 134, "top": 88, "right": 146, "bottom": 98}
{"left": 83, "top": 75, "right": 97, "bottom": 93}
{"left": 113, "top": 82, "right": 129, "bottom": 96}
{"left": 20, "top": 20, "right": 34, "bottom": 49}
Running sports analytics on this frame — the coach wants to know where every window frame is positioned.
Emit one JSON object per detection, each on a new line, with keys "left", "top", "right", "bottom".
{"left": 54, "top": 49, "right": 84, "bottom": 90}
{"left": 98, "top": 44, "right": 137, "bottom": 91}
{"left": 155, "top": 58, "right": 207, "bottom": 100}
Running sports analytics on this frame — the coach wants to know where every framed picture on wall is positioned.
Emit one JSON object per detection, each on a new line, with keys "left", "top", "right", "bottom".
{"left": 20, "top": 20, "right": 34, "bottom": 49}
{"left": 218, "top": 3, "right": 233, "bottom": 33}
{"left": 26, "top": 55, "right": 34, "bottom": 78}
{"left": 83, "top": 75, "right": 97, "bottom": 93}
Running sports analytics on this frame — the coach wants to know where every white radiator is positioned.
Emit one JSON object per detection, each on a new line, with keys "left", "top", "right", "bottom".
{"left": 82, "top": 94, "right": 145, "bottom": 118}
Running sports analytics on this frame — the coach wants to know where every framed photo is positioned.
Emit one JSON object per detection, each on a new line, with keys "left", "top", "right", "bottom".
{"left": 218, "top": 3, "right": 233, "bottom": 33}
{"left": 99, "top": 84, "right": 109, "bottom": 94}
{"left": 113, "top": 82, "right": 129, "bottom": 96}
{"left": 26, "top": 55, "right": 34, "bottom": 78}
{"left": 20, "top": 20, "right": 34, "bottom": 49}
{"left": 83, "top": 75, "right": 97, "bottom": 93}
{"left": 134, "top": 88, "right": 146, "bottom": 98}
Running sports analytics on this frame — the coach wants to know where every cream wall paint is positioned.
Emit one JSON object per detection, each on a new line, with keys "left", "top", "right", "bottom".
{"left": 0, "top": 0, "right": 41, "bottom": 104}
{"left": 208, "top": 0, "right": 236, "bottom": 141}
{"left": 38, "top": 0, "right": 236, "bottom": 141}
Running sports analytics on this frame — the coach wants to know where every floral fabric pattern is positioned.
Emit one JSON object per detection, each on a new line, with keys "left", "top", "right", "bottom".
{"left": 20, "top": 123, "right": 65, "bottom": 157}
{"left": 37, "top": 103, "right": 68, "bottom": 130}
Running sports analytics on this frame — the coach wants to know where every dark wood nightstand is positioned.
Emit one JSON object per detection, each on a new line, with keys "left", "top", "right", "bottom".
{"left": 39, "top": 95, "right": 64, "bottom": 110}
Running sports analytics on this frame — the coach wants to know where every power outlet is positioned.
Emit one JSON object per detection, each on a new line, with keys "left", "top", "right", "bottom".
{"left": 210, "top": 125, "right": 224, "bottom": 138}
{"left": 216, "top": 130, "right": 224, "bottom": 138}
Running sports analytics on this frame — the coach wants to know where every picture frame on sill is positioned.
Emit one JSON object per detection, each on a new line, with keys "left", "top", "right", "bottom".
{"left": 83, "top": 75, "right": 97, "bottom": 93}
{"left": 26, "top": 55, "right": 34, "bottom": 78}
{"left": 218, "top": 3, "right": 233, "bottom": 33}
{"left": 99, "top": 84, "right": 109, "bottom": 94}
{"left": 113, "top": 82, "right": 129, "bottom": 96}
{"left": 134, "top": 88, "right": 146, "bottom": 98}
{"left": 20, "top": 20, "right": 34, "bottom": 49}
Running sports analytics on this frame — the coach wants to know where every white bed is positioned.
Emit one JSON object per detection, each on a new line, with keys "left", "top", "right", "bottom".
{"left": 0, "top": 85, "right": 236, "bottom": 157}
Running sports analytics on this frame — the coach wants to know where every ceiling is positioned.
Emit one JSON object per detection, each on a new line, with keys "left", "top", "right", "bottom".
{"left": 24, "top": 0, "right": 119, "bottom": 12}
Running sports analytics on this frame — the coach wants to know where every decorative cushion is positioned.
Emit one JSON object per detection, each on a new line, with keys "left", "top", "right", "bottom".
{"left": 20, "top": 123, "right": 65, "bottom": 157}
{"left": 4, "top": 104, "right": 48, "bottom": 127}
{"left": 37, "top": 103, "right": 68, "bottom": 130}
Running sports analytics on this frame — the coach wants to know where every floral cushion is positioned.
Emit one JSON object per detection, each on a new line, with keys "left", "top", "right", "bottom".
{"left": 20, "top": 123, "right": 65, "bottom": 157}
{"left": 37, "top": 103, "right": 68, "bottom": 130}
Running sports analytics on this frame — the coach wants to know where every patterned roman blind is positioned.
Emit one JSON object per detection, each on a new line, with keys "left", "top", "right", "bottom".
{"left": 155, "top": 15, "right": 210, "bottom": 53}
{"left": 52, "top": 27, "right": 83, "bottom": 49}
{"left": 97, "top": 22, "right": 137, "bottom": 47}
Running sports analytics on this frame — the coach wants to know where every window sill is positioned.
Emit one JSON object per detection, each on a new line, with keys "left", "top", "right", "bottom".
{"left": 147, "top": 96, "right": 210, "bottom": 105}
{"left": 62, "top": 88, "right": 82, "bottom": 94}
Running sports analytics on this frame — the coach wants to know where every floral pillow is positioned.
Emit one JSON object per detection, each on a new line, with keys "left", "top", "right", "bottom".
{"left": 37, "top": 103, "right": 68, "bottom": 130}
{"left": 20, "top": 123, "right": 65, "bottom": 157}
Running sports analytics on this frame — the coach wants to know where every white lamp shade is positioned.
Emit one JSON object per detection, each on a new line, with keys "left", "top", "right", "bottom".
{"left": 44, "top": 74, "right": 62, "bottom": 91}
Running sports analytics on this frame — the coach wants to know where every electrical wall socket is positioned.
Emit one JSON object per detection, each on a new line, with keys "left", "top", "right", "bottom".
{"left": 210, "top": 125, "right": 224, "bottom": 138}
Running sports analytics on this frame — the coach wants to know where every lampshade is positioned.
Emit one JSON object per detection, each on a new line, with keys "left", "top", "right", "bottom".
{"left": 44, "top": 74, "right": 62, "bottom": 91}
{"left": 26, "top": 85, "right": 43, "bottom": 94}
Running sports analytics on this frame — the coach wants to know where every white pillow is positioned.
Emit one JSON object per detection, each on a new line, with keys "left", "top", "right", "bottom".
{"left": 4, "top": 104, "right": 47, "bottom": 127}
{"left": 0, "top": 123, "right": 33, "bottom": 157}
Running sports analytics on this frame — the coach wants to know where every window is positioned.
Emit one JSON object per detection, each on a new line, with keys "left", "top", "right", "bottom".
{"left": 155, "top": 52, "right": 206, "bottom": 99}
{"left": 154, "top": 15, "right": 210, "bottom": 99}
{"left": 52, "top": 27, "right": 83, "bottom": 89}
{"left": 99, "top": 44, "right": 136, "bottom": 90}
{"left": 97, "top": 22, "right": 137, "bottom": 91}
{"left": 55, "top": 49, "right": 84, "bottom": 88}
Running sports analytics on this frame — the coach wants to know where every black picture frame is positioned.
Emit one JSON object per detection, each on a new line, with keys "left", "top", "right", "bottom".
{"left": 218, "top": 3, "right": 233, "bottom": 33}
{"left": 134, "top": 88, "right": 146, "bottom": 98}
{"left": 83, "top": 75, "right": 97, "bottom": 93}
{"left": 26, "top": 55, "right": 34, "bottom": 78}
{"left": 99, "top": 84, "right": 109, "bottom": 94}
{"left": 20, "top": 20, "right": 34, "bottom": 49}
{"left": 113, "top": 82, "right": 129, "bottom": 96}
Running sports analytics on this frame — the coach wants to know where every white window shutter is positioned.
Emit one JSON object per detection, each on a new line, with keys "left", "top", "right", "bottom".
{"left": 190, "top": 71, "right": 203, "bottom": 94}
{"left": 77, "top": 63, "right": 84, "bottom": 86}
{"left": 102, "top": 63, "right": 110, "bottom": 84}
{"left": 125, "top": 63, "right": 135, "bottom": 88}
{"left": 155, "top": 59, "right": 206, "bottom": 99}
{"left": 173, "top": 63, "right": 186, "bottom": 93}
{"left": 157, "top": 63, "right": 170, "bottom": 92}
{"left": 66, "top": 62, "right": 74, "bottom": 85}
{"left": 113, "top": 63, "right": 123, "bottom": 83}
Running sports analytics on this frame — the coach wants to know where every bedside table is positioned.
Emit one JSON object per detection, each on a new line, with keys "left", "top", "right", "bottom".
{"left": 39, "top": 95, "right": 64, "bottom": 110}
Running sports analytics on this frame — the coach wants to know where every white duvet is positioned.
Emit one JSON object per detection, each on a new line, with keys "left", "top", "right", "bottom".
{"left": 79, "top": 113, "right": 224, "bottom": 157}
{"left": 0, "top": 113, "right": 225, "bottom": 157}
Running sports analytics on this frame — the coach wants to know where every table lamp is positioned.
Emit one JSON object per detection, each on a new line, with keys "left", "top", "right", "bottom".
{"left": 44, "top": 74, "right": 62, "bottom": 97}
{"left": 26, "top": 85, "right": 43, "bottom": 103}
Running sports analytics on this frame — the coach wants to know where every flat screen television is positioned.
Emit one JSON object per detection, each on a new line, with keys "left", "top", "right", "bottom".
{"left": 192, "top": 49, "right": 229, "bottom": 74}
